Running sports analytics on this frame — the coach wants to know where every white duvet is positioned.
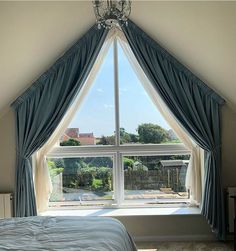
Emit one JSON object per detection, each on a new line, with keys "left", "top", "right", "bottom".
{"left": 0, "top": 216, "right": 137, "bottom": 251}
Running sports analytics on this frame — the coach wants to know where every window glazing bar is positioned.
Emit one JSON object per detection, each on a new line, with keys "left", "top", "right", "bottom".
{"left": 113, "top": 38, "right": 120, "bottom": 146}
{"left": 48, "top": 144, "right": 190, "bottom": 158}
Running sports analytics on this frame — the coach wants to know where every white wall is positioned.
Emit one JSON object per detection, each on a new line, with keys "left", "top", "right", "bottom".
{"left": 0, "top": 1, "right": 236, "bottom": 240}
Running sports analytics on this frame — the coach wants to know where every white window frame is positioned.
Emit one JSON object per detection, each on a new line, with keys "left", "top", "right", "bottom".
{"left": 47, "top": 37, "right": 192, "bottom": 208}
{"left": 47, "top": 144, "right": 191, "bottom": 208}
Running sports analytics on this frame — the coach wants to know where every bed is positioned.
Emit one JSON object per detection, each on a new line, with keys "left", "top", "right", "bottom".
{"left": 0, "top": 216, "right": 137, "bottom": 251}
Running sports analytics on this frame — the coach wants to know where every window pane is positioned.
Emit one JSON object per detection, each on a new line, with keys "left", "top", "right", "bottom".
{"left": 123, "top": 155, "right": 190, "bottom": 203}
{"left": 118, "top": 42, "right": 180, "bottom": 145}
{"left": 60, "top": 45, "right": 115, "bottom": 146}
{"left": 47, "top": 156, "right": 114, "bottom": 206}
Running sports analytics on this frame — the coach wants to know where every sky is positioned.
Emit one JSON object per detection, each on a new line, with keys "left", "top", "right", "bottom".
{"left": 69, "top": 42, "right": 171, "bottom": 137}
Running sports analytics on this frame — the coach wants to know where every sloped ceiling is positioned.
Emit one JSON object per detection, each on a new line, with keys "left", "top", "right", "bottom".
{"left": 0, "top": 1, "right": 236, "bottom": 118}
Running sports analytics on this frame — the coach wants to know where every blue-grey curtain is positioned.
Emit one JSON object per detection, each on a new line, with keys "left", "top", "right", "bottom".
{"left": 122, "top": 20, "right": 226, "bottom": 240}
{"left": 11, "top": 25, "right": 108, "bottom": 217}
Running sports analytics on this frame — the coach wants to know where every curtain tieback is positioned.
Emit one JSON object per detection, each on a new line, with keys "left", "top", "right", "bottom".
{"left": 16, "top": 150, "right": 28, "bottom": 160}
{"left": 210, "top": 144, "right": 222, "bottom": 155}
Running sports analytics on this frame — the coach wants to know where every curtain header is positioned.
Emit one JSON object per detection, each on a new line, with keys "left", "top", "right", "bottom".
{"left": 123, "top": 20, "right": 225, "bottom": 105}
{"left": 11, "top": 25, "right": 107, "bottom": 109}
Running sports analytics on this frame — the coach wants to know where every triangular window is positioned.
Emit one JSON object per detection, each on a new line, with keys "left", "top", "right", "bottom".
{"left": 59, "top": 38, "right": 180, "bottom": 147}
{"left": 47, "top": 31, "right": 190, "bottom": 208}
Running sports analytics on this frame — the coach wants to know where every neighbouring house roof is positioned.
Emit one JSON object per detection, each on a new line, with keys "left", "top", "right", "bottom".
{"left": 79, "top": 133, "right": 94, "bottom": 138}
{"left": 60, "top": 134, "right": 70, "bottom": 142}
{"left": 59, "top": 128, "right": 96, "bottom": 145}
{"left": 65, "top": 128, "right": 79, "bottom": 138}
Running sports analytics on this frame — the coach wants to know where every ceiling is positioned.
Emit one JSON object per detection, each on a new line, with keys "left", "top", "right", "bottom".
{"left": 1, "top": 1, "right": 236, "bottom": 118}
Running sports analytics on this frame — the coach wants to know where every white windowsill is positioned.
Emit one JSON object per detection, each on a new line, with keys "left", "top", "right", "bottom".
{"left": 40, "top": 206, "right": 200, "bottom": 217}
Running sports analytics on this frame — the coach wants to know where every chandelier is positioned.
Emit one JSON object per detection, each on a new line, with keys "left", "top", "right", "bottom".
{"left": 92, "top": 0, "right": 131, "bottom": 29}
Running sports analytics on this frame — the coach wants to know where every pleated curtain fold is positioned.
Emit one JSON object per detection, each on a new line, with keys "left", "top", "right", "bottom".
{"left": 35, "top": 31, "right": 114, "bottom": 213}
{"left": 121, "top": 20, "right": 225, "bottom": 240}
{"left": 11, "top": 25, "right": 108, "bottom": 217}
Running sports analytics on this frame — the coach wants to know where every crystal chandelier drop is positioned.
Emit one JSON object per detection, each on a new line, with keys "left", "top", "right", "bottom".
{"left": 92, "top": 0, "right": 131, "bottom": 29}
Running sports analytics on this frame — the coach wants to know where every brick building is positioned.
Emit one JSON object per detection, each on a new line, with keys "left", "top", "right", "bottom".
{"left": 60, "top": 128, "right": 96, "bottom": 145}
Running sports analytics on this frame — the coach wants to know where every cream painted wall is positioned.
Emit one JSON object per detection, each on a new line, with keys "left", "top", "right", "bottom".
{"left": 0, "top": 1, "right": 236, "bottom": 239}
{"left": 0, "top": 109, "right": 15, "bottom": 192}
{"left": 0, "top": 1, "right": 94, "bottom": 117}
{"left": 116, "top": 215, "right": 214, "bottom": 240}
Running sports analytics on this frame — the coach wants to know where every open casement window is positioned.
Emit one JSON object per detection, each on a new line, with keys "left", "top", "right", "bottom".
{"left": 45, "top": 29, "right": 201, "bottom": 209}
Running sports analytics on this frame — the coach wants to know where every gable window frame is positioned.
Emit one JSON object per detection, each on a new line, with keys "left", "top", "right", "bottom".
{"left": 47, "top": 144, "right": 191, "bottom": 208}
{"left": 46, "top": 32, "right": 193, "bottom": 209}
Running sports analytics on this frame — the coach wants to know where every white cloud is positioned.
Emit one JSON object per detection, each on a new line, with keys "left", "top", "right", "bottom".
{"left": 104, "top": 104, "right": 114, "bottom": 110}
{"left": 96, "top": 88, "right": 104, "bottom": 93}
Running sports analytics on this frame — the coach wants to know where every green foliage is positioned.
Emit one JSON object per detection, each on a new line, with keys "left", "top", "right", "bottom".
{"left": 133, "top": 161, "right": 148, "bottom": 172}
{"left": 47, "top": 160, "right": 56, "bottom": 169}
{"left": 96, "top": 167, "right": 112, "bottom": 191}
{"left": 165, "top": 139, "right": 181, "bottom": 144}
{"left": 60, "top": 138, "right": 81, "bottom": 146}
{"left": 77, "top": 167, "right": 94, "bottom": 187}
{"left": 47, "top": 160, "right": 64, "bottom": 178}
{"left": 137, "top": 123, "right": 170, "bottom": 144}
{"left": 120, "top": 128, "right": 131, "bottom": 144}
{"left": 92, "top": 178, "right": 103, "bottom": 190}
{"left": 49, "top": 167, "right": 64, "bottom": 178}
{"left": 77, "top": 160, "right": 89, "bottom": 169}
{"left": 47, "top": 160, "right": 64, "bottom": 200}
{"left": 98, "top": 128, "right": 139, "bottom": 145}
{"left": 97, "top": 135, "right": 115, "bottom": 145}
{"left": 53, "top": 158, "right": 65, "bottom": 168}
{"left": 167, "top": 129, "right": 180, "bottom": 142}
{"left": 63, "top": 158, "right": 81, "bottom": 175}
{"left": 129, "top": 133, "right": 139, "bottom": 143}
{"left": 97, "top": 124, "right": 173, "bottom": 145}
{"left": 83, "top": 157, "right": 113, "bottom": 168}
{"left": 120, "top": 128, "right": 139, "bottom": 144}
{"left": 64, "top": 165, "right": 112, "bottom": 192}
{"left": 62, "top": 157, "right": 113, "bottom": 191}
{"left": 123, "top": 157, "right": 134, "bottom": 170}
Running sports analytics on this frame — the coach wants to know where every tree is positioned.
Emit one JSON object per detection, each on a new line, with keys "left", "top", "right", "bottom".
{"left": 97, "top": 135, "right": 115, "bottom": 145}
{"left": 60, "top": 138, "right": 81, "bottom": 146}
{"left": 129, "top": 133, "right": 139, "bottom": 143}
{"left": 63, "top": 158, "right": 81, "bottom": 175}
{"left": 120, "top": 128, "right": 131, "bottom": 144}
{"left": 167, "top": 129, "right": 181, "bottom": 143}
{"left": 137, "top": 123, "right": 170, "bottom": 144}
{"left": 120, "top": 128, "right": 139, "bottom": 144}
